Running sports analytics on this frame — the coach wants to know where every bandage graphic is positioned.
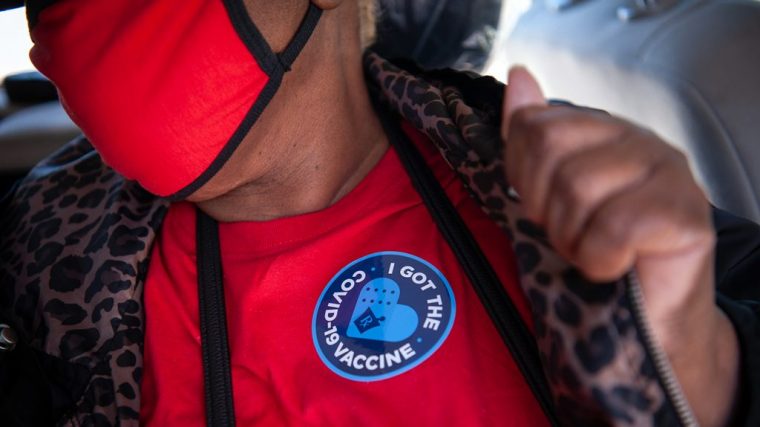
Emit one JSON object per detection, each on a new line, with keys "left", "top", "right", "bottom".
{"left": 346, "top": 278, "right": 418, "bottom": 342}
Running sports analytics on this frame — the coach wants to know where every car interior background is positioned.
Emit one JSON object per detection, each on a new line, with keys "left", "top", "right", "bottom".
{"left": 2, "top": 0, "right": 760, "bottom": 225}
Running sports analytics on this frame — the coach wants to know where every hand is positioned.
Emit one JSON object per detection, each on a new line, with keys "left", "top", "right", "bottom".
{"left": 501, "top": 67, "right": 739, "bottom": 427}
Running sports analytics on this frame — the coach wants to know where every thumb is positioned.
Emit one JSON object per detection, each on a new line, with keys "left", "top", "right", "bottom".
{"left": 502, "top": 66, "right": 547, "bottom": 139}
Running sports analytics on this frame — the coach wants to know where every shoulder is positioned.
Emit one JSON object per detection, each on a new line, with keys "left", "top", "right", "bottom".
{"left": 0, "top": 137, "right": 167, "bottom": 343}
{"left": 1, "top": 136, "right": 142, "bottom": 254}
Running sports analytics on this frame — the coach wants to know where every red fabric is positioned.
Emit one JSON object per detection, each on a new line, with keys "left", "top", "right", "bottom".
{"left": 30, "top": 0, "right": 268, "bottom": 196}
{"left": 141, "top": 127, "right": 548, "bottom": 426}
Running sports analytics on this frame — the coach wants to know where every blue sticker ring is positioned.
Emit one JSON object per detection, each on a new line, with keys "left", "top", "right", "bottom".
{"left": 312, "top": 251, "right": 456, "bottom": 382}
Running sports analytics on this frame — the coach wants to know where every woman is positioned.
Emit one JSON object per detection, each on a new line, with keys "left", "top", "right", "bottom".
{"left": 1, "top": 0, "right": 758, "bottom": 426}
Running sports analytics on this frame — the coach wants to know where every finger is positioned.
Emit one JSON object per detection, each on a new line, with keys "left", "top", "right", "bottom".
{"left": 571, "top": 158, "right": 712, "bottom": 282}
{"left": 502, "top": 66, "right": 546, "bottom": 141}
{"left": 504, "top": 107, "right": 628, "bottom": 222}
{"left": 543, "top": 130, "right": 668, "bottom": 258}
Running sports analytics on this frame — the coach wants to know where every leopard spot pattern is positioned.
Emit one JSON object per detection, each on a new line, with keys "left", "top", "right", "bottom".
{"left": 1, "top": 137, "right": 168, "bottom": 426}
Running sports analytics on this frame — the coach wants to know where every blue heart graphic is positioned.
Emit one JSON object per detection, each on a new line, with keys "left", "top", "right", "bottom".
{"left": 346, "top": 278, "right": 418, "bottom": 342}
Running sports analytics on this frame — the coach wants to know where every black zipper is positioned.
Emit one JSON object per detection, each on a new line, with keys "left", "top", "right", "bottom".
{"left": 626, "top": 272, "right": 697, "bottom": 426}
{"left": 196, "top": 208, "right": 236, "bottom": 427}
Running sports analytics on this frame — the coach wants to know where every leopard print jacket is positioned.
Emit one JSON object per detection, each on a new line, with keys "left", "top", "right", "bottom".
{"left": 2, "top": 53, "right": 749, "bottom": 426}
{"left": 1, "top": 140, "right": 169, "bottom": 426}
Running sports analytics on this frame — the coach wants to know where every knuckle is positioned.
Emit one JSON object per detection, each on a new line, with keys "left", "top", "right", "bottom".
{"left": 588, "top": 264, "right": 627, "bottom": 283}
{"left": 525, "top": 121, "right": 562, "bottom": 158}
{"left": 594, "top": 213, "right": 630, "bottom": 249}
{"left": 513, "top": 109, "right": 587, "bottom": 158}
{"left": 579, "top": 232, "right": 634, "bottom": 282}
{"left": 580, "top": 264, "right": 616, "bottom": 283}
{"left": 574, "top": 240, "right": 625, "bottom": 282}
{"left": 511, "top": 107, "right": 541, "bottom": 130}
{"left": 673, "top": 148, "right": 689, "bottom": 163}
{"left": 513, "top": 108, "right": 549, "bottom": 136}
{"left": 648, "top": 134, "right": 687, "bottom": 163}
{"left": 681, "top": 199, "right": 715, "bottom": 242}
{"left": 552, "top": 160, "right": 591, "bottom": 206}
{"left": 694, "top": 223, "right": 717, "bottom": 247}
{"left": 667, "top": 147, "right": 689, "bottom": 167}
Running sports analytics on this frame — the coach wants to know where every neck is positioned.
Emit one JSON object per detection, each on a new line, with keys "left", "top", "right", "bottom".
{"left": 192, "top": 26, "right": 388, "bottom": 222}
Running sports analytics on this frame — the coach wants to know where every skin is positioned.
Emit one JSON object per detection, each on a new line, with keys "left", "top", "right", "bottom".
{"left": 192, "top": 1, "right": 740, "bottom": 425}
{"left": 189, "top": 0, "right": 389, "bottom": 221}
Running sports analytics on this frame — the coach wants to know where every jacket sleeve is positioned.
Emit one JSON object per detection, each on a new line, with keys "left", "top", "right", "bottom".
{"left": 712, "top": 207, "right": 760, "bottom": 426}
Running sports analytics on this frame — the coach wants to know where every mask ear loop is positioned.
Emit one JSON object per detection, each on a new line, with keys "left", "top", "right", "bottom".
{"left": 277, "top": 3, "right": 323, "bottom": 72}
{"left": 167, "top": 2, "right": 323, "bottom": 201}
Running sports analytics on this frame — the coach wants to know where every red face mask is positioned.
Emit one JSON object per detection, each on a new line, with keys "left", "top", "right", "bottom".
{"left": 29, "top": 0, "right": 322, "bottom": 199}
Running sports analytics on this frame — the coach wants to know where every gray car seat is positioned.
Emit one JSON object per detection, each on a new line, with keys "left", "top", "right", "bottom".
{"left": 500, "top": 0, "right": 760, "bottom": 222}
{"left": 0, "top": 102, "right": 80, "bottom": 173}
{"left": 0, "top": 71, "right": 80, "bottom": 196}
{"left": 374, "top": 0, "right": 504, "bottom": 71}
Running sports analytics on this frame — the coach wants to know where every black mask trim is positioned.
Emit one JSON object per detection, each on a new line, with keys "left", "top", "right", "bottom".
{"left": 166, "top": 1, "right": 323, "bottom": 201}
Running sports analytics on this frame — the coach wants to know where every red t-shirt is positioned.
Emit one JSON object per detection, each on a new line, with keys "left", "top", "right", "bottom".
{"left": 140, "top": 127, "right": 548, "bottom": 426}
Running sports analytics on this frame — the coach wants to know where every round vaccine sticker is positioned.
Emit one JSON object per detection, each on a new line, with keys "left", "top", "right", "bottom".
{"left": 312, "top": 251, "right": 456, "bottom": 381}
